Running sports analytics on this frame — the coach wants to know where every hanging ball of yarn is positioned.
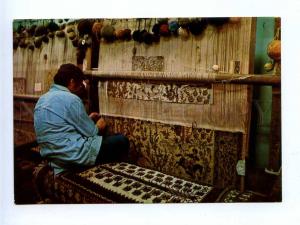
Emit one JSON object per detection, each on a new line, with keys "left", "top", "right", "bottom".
{"left": 132, "top": 30, "right": 142, "bottom": 42}
{"left": 35, "top": 25, "right": 47, "bottom": 37}
{"left": 188, "top": 18, "right": 208, "bottom": 36}
{"left": 115, "top": 29, "right": 126, "bottom": 40}
{"left": 59, "top": 24, "right": 66, "bottom": 30}
{"left": 27, "top": 25, "right": 37, "bottom": 37}
{"left": 178, "top": 27, "right": 189, "bottom": 40}
{"left": 178, "top": 18, "right": 190, "bottom": 28}
{"left": 142, "top": 31, "right": 153, "bottom": 45}
{"left": 212, "top": 64, "right": 220, "bottom": 72}
{"left": 77, "top": 19, "right": 93, "bottom": 36}
{"left": 19, "top": 39, "right": 28, "bottom": 48}
{"left": 47, "top": 21, "right": 59, "bottom": 32}
{"left": 48, "top": 32, "right": 55, "bottom": 38}
{"left": 68, "top": 31, "right": 77, "bottom": 40}
{"left": 264, "top": 62, "right": 274, "bottom": 72}
{"left": 160, "top": 24, "right": 170, "bottom": 37}
{"left": 168, "top": 21, "right": 179, "bottom": 34}
{"left": 34, "top": 37, "right": 43, "bottom": 48}
{"left": 101, "top": 24, "right": 116, "bottom": 42}
{"left": 267, "top": 40, "right": 281, "bottom": 61}
{"left": 152, "top": 23, "right": 161, "bottom": 35}
{"left": 18, "top": 32, "right": 26, "bottom": 39}
{"left": 55, "top": 30, "right": 66, "bottom": 38}
{"left": 207, "top": 17, "right": 229, "bottom": 27}
{"left": 42, "top": 35, "right": 49, "bottom": 43}
{"left": 139, "top": 30, "right": 147, "bottom": 42}
{"left": 66, "top": 26, "right": 75, "bottom": 33}
{"left": 92, "top": 22, "right": 103, "bottom": 38}
{"left": 28, "top": 43, "right": 35, "bottom": 51}
{"left": 123, "top": 29, "right": 132, "bottom": 41}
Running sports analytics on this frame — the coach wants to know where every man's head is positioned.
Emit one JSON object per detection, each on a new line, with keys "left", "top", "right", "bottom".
{"left": 54, "top": 63, "right": 87, "bottom": 99}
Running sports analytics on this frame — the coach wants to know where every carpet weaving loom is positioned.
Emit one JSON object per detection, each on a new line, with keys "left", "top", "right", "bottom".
{"left": 13, "top": 18, "right": 277, "bottom": 203}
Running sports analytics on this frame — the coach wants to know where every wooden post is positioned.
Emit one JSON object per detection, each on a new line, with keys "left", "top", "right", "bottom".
{"left": 268, "top": 86, "right": 281, "bottom": 171}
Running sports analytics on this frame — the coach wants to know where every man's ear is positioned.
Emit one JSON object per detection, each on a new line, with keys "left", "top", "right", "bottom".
{"left": 67, "top": 78, "right": 75, "bottom": 90}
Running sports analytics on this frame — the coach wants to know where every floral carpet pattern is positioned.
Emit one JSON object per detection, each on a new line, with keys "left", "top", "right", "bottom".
{"left": 104, "top": 116, "right": 241, "bottom": 188}
{"left": 107, "top": 81, "right": 212, "bottom": 104}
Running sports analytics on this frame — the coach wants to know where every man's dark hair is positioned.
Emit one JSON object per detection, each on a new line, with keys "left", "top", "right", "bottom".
{"left": 54, "top": 63, "right": 85, "bottom": 87}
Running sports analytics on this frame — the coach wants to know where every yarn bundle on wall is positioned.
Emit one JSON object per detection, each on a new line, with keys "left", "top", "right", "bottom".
{"left": 13, "top": 17, "right": 233, "bottom": 52}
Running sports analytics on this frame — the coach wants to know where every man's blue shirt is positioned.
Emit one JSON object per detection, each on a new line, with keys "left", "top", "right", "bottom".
{"left": 34, "top": 84, "right": 102, "bottom": 175}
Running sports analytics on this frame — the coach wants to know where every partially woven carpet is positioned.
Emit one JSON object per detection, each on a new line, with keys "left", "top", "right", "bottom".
{"left": 33, "top": 162, "right": 266, "bottom": 203}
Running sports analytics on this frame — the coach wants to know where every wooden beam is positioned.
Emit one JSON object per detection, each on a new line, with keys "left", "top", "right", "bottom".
{"left": 14, "top": 94, "right": 40, "bottom": 101}
{"left": 84, "top": 70, "right": 281, "bottom": 86}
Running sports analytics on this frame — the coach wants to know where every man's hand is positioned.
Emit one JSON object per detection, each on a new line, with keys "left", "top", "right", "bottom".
{"left": 89, "top": 112, "right": 100, "bottom": 123}
{"left": 96, "top": 117, "right": 106, "bottom": 133}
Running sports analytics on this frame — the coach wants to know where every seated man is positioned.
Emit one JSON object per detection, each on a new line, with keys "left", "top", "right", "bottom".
{"left": 34, "top": 63, "right": 129, "bottom": 175}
